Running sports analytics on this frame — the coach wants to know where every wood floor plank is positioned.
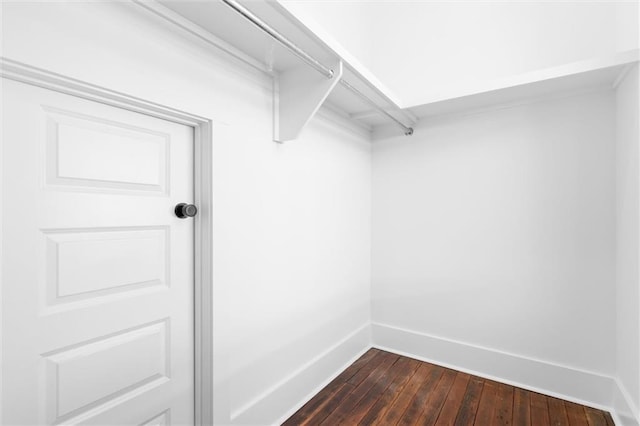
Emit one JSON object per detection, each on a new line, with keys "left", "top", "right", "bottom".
{"left": 319, "top": 351, "right": 399, "bottom": 425}
{"left": 396, "top": 364, "right": 446, "bottom": 425}
{"left": 282, "top": 379, "right": 345, "bottom": 426}
{"left": 334, "top": 348, "right": 381, "bottom": 383}
{"left": 602, "top": 412, "right": 615, "bottom": 426}
{"left": 415, "top": 368, "right": 458, "bottom": 425}
{"left": 474, "top": 381, "right": 499, "bottom": 425}
{"left": 357, "top": 358, "right": 421, "bottom": 425}
{"left": 346, "top": 356, "right": 415, "bottom": 424}
{"left": 565, "top": 401, "right": 588, "bottom": 426}
{"left": 530, "top": 393, "right": 550, "bottom": 426}
{"left": 345, "top": 349, "right": 389, "bottom": 386}
{"left": 492, "top": 382, "right": 514, "bottom": 426}
{"left": 283, "top": 352, "right": 613, "bottom": 426}
{"left": 435, "top": 372, "right": 471, "bottom": 426}
{"left": 290, "top": 382, "right": 355, "bottom": 425}
{"left": 548, "top": 396, "right": 570, "bottom": 426}
{"left": 584, "top": 407, "right": 608, "bottom": 426}
{"left": 454, "top": 376, "right": 484, "bottom": 426}
{"left": 512, "top": 387, "right": 531, "bottom": 426}
{"left": 379, "top": 363, "right": 441, "bottom": 425}
{"left": 284, "top": 349, "right": 382, "bottom": 425}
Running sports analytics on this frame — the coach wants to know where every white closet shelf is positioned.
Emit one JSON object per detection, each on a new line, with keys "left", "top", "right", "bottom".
{"left": 403, "top": 50, "right": 640, "bottom": 121}
{"left": 138, "top": 0, "right": 416, "bottom": 140}
{"left": 137, "top": 1, "right": 637, "bottom": 134}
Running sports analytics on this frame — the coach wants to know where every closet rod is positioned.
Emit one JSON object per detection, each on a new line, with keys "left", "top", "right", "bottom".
{"left": 221, "top": 0, "right": 414, "bottom": 136}
{"left": 340, "top": 80, "right": 414, "bottom": 136}
{"left": 221, "top": 0, "right": 334, "bottom": 79}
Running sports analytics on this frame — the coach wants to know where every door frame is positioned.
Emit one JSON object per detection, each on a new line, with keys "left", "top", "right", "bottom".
{"left": 0, "top": 57, "right": 215, "bottom": 426}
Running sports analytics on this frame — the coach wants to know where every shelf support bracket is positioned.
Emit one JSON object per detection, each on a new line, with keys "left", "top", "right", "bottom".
{"left": 273, "top": 60, "right": 343, "bottom": 143}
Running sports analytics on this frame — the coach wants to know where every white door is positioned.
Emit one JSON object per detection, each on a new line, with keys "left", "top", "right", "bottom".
{"left": 1, "top": 79, "right": 195, "bottom": 426}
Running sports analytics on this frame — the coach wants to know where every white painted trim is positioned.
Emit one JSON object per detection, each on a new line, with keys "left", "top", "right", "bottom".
{"left": 0, "top": 58, "right": 209, "bottom": 127}
{"left": 614, "top": 378, "right": 640, "bottom": 426}
{"left": 0, "top": 59, "right": 4, "bottom": 426}
{"left": 371, "top": 322, "right": 616, "bottom": 413}
{"left": 611, "top": 411, "right": 627, "bottom": 426}
{"left": 612, "top": 63, "right": 636, "bottom": 90}
{"left": 0, "top": 57, "right": 215, "bottom": 426}
{"left": 232, "top": 323, "right": 371, "bottom": 425}
{"left": 274, "top": 338, "right": 371, "bottom": 425}
{"left": 194, "top": 122, "right": 215, "bottom": 426}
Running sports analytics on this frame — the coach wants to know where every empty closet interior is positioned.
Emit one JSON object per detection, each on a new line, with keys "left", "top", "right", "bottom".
{"left": 1, "top": 0, "right": 639, "bottom": 425}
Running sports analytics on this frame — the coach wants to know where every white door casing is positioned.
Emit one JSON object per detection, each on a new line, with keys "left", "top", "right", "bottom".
{"left": 1, "top": 77, "right": 202, "bottom": 425}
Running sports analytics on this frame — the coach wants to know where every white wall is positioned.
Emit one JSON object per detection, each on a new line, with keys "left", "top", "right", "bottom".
{"left": 615, "top": 64, "right": 640, "bottom": 426}
{"left": 1, "top": 2, "right": 372, "bottom": 424}
{"left": 617, "top": 1, "right": 640, "bottom": 53}
{"left": 372, "top": 90, "right": 617, "bottom": 407}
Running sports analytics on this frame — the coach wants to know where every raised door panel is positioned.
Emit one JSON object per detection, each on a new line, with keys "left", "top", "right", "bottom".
{"left": 42, "top": 227, "right": 169, "bottom": 310}
{"left": 42, "top": 320, "right": 169, "bottom": 424}
{"left": 44, "top": 106, "right": 169, "bottom": 194}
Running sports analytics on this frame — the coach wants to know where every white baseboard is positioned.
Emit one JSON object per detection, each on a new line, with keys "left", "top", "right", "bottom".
{"left": 231, "top": 323, "right": 371, "bottom": 425}
{"left": 612, "top": 378, "right": 640, "bottom": 426}
{"left": 231, "top": 322, "right": 636, "bottom": 425}
{"left": 371, "top": 322, "right": 616, "bottom": 414}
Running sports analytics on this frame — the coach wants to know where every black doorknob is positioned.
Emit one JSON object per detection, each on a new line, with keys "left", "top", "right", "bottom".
{"left": 175, "top": 203, "right": 198, "bottom": 219}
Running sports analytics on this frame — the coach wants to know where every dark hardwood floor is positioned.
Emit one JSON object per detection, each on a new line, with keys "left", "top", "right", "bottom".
{"left": 282, "top": 349, "right": 614, "bottom": 426}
